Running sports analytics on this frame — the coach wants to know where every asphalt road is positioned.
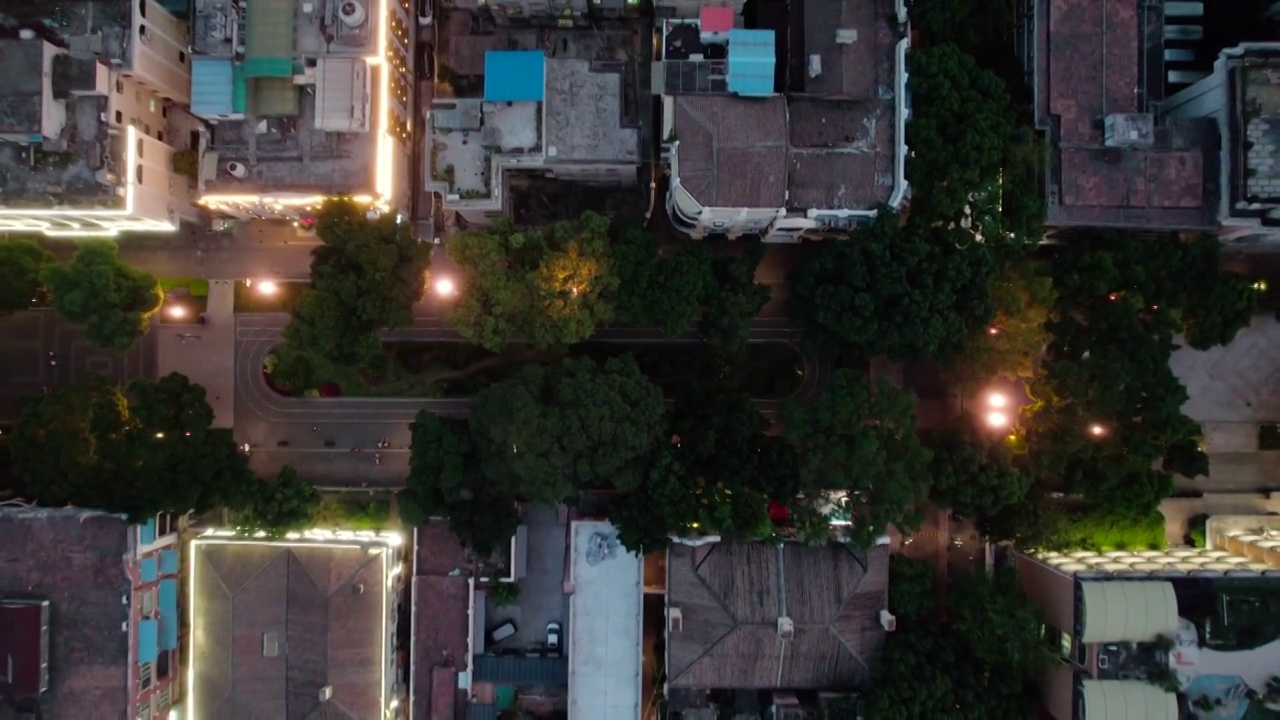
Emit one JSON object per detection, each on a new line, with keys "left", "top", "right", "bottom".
{"left": 234, "top": 313, "right": 826, "bottom": 487}
{"left": 0, "top": 310, "right": 157, "bottom": 422}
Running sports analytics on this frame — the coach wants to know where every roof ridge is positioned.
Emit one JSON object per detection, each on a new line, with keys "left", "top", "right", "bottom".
{"left": 669, "top": 545, "right": 740, "bottom": 686}
{"left": 827, "top": 544, "right": 869, "bottom": 618}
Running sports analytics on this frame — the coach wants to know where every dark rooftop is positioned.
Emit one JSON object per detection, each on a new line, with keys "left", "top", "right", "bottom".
{"left": 0, "top": 507, "right": 131, "bottom": 720}
{"left": 673, "top": 95, "right": 788, "bottom": 208}
{"left": 787, "top": 98, "right": 894, "bottom": 210}
{"left": 191, "top": 540, "right": 389, "bottom": 720}
{"left": 1038, "top": 0, "right": 1218, "bottom": 229}
{"left": 411, "top": 522, "right": 471, "bottom": 720}
{"left": 796, "top": 0, "right": 884, "bottom": 98}
{"left": 666, "top": 542, "right": 889, "bottom": 691}
{"left": 0, "top": 39, "right": 45, "bottom": 134}
{"left": 0, "top": 0, "right": 132, "bottom": 64}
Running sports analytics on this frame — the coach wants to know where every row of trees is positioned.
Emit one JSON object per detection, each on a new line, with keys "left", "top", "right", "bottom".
{"left": 8, "top": 372, "right": 319, "bottom": 533}
{"left": 0, "top": 237, "right": 163, "bottom": 351}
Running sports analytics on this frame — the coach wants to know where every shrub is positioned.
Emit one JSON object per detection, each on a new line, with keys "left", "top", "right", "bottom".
{"left": 488, "top": 581, "right": 520, "bottom": 606}
{"left": 1041, "top": 508, "right": 1167, "bottom": 551}
{"left": 1187, "top": 513, "right": 1209, "bottom": 548}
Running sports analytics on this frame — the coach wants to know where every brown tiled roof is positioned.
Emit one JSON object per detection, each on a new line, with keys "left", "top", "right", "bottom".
{"left": 410, "top": 522, "right": 472, "bottom": 720}
{"left": 191, "top": 541, "right": 387, "bottom": 720}
{"left": 666, "top": 542, "right": 889, "bottom": 690}
{"left": 800, "top": 0, "right": 892, "bottom": 98}
{"left": 1039, "top": 0, "right": 1217, "bottom": 229}
{"left": 0, "top": 509, "right": 131, "bottom": 720}
{"left": 787, "top": 99, "right": 894, "bottom": 210}
{"left": 673, "top": 95, "right": 789, "bottom": 208}
{"left": 448, "top": 34, "right": 502, "bottom": 78}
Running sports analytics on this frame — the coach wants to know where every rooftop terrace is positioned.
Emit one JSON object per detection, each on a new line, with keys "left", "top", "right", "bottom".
{"left": 1240, "top": 62, "right": 1280, "bottom": 207}
{"left": 192, "top": 0, "right": 375, "bottom": 57}
{"left": 0, "top": 0, "right": 132, "bottom": 63}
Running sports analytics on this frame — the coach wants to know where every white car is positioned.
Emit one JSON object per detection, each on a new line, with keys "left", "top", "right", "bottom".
{"left": 546, "top": 621, "right": 562, "bottom": 652}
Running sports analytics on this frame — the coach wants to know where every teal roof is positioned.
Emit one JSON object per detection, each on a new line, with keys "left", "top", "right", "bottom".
{"left": 140, "top": 556, "right": 158, "bottom": 582}
{"left": 191, "top": 57, "right": 235, "bottom": 117}
{"left": 484, "top": 51, "right": 546, "bottom": 102}
{"left": 159, "top": 549, "right": 180, "bottom": 575}
{"left": 138, "top": 518, "right": 156, "bottom": 545}
{"left": 158, "top": 579, "right": 179, "bottom": 650}
{"left": 245, "top": 0, "right": 294, "bottom": 76}
{"left": 243, "top": 57, "right": 293, "bottom": 79}
{"left": 137, "top": 619, "right": 159, "bottom": 663}
{"left": 232, "top": 63, "right": 248, "bottom": 113}
{"left": 727, "top": 29, "right": 776, "bottom": 97}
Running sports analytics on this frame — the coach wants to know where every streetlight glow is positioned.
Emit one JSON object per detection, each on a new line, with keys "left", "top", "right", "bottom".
{"left": 257, "top": 280, "right": 279, "bottom": 295}
{"left": 985, "top": 411, "right": 1010, "bottom": 429}
{"left": 434, "top": 277, "right": 456, "bottom": 297}
{"left": 1088, "top": 423, "right": 1107, "bottom": 437}
{"left": 987, "top": 392, "right": 1008, "bottom": 409}
{"left": 167, "top": 305, "right": 187, "bottom": 319}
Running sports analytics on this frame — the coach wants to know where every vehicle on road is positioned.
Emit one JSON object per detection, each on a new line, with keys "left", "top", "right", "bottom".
{"left": 489, "top": 621, "right": 516, "bottom": 645}
{"left": 546, "top": 621, "right": 561, "bottom": 652}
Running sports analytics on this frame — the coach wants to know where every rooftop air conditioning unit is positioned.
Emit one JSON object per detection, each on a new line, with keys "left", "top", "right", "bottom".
{"left": 879, "top": 609, "right": 897, "bottom": 632}
{"left": 777, "top": 616, "right": 795, "bottom": 640}
{"left": 668, "top": 607, "right": 683, "bottom": 632}
{"left": 319, "top": 686, "right": 334, "bottom": 702}
{"left": 263, "top": 632, "right": 280, "bottom": 657}
{"left": 338, "top": 0, "right": 368, "bottom": 27}
{"left": 226, "top": 161, "right": 248, "bottom": 178}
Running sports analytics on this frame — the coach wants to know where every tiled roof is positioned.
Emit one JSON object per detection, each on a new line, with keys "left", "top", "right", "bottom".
{"left": 411, "top": 523, "right": 472, "bottom": 720}
{"left": 673, "top": 95, "right": 789, "bottom": 208}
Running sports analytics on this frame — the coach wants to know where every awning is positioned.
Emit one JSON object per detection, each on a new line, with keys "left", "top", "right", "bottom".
{"left": 158, "top": 579, "right": 179, "bottom": 650}
{"left": 137, "top": 619, "right": 159, "bottom": 663}
{"left": 1080, "top": 581, "right": 1177, "bottom": 643}
{"left": 191, "top": 57, "right": 235, "bottom": 117}
{"left": 159, "top": 549, "right": 180, "bottom": 575}
{"left": 245, "top": 0, "right": 294, "bottom": 77}
{"left": 140, "top": 556, "right": 158, "bottom": 582}
{"left": 1080, "top": 680, "right": 1177, "bottom": 720}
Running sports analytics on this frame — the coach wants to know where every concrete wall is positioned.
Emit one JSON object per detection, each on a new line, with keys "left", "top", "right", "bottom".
{"left": 129, "top": 1, "right": 192, "bottom": 104}
{"left": 1016, "top": 554, "right": 1077, "bottom": 635}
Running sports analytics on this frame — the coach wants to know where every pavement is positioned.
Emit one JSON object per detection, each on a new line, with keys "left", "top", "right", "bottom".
{"left": 0, "top": 309, "right": 157, "bottom": 422}
{"left": 156, "top": 280, "right": 237, "bottom": 428}
{"left": 487, "top": 504, "right": 568, "bottom": 649}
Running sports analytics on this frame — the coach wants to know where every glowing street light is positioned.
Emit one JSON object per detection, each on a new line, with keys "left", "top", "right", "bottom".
{"left": 986, "top": 392, "right": 1008, "bottom": 409}
{"left": 257, "top": 280, "right": 279, "bottom": 295}
{"left": 434, "top": 277, "right": 456, "bottom": 297}
{"left": 1087, "top": 423, "right": 1107, "bottom": 438}
{"left": 167, "top": 305, "right": 188, "bottom": 320}
{"left": 985, "top": 411, "right": 1010, "bottom": 429}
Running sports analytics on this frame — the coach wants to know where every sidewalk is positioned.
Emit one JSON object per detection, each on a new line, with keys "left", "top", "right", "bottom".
{"left": 156, "top": 281, "right": 237, "bottom": 428}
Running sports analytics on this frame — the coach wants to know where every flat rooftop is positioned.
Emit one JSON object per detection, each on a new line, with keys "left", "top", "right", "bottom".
{"left": 0, "top": 38, "right": 45, "bottom": 135}
{"left": 1037, "top": 0, "right": 1218, "bottom": 229}
{"left": 568, "top": 521, "right": 642, "bottom": 720}
{"left": 544, "top": 59, "right": 640, "bottom": 165}
{"left": 0, "top": 95, "right": 118, "bottom": 209}
{"left": 0, "top": 508, "right": 131, "bottom": 719}
{"left": 410, "top": 522, "right": 471, "bottom": 720}
{"left": 192, "top": 0, "right": 374, "bottom": 57}
{"left": 0, "top": 0, "right": 132, "bottom": 63}
{"left": 796, "top": 0, "right": 886, "bottom": 98}
{"left": 1240, "top": 61, "right": 1280, "bottom": 207}
{"left": 190, "top": 536, "right": 396, "bottom": 719}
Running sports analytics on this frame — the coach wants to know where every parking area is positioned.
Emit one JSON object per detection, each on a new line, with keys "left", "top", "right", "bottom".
{"left": 486, "top": 504, "right": 569, "bottom": 651}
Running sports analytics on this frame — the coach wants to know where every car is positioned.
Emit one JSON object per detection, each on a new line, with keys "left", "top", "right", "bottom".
{"left": 546, "top": 621, "right": 562, "bottom": 652}
{"left": 488, "top": 621, "right": 517, "bottom": 645}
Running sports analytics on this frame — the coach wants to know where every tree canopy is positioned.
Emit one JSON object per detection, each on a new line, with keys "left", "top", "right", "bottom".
{"left": 945, "top": 258, "right": 1055, "bottom": 387}
{"left": 925, "top": 417, "right": 1033, "bottom": 522}
{"left": 610, "top": 226, "right": 716, "bottom": 337}
{"left": 0, "top": 237, "right": 53, "bottom": 315}
{"left": 284, "top": 199, "right": 431, "bottom": 366}
{"left": 41, "top": 240, "right": 162, "bottom": 351}
{"left": 11, "top": 373, "right": 252, "bottom": 519}
{"left": 789, "top": 212, "right": 996, "bottom": 361}
{"left": 230, "top": 466, "right": 321, "bottom": 537}
{"left": 781, "top": 371, "right": 932, "bottom": 547}
{"left": 906, "top": 44, "right": 1016, "bottom": 219}
{"left": 444, "top": 212, "right": 618, "bottom": 350}
{"left": 698, "top": 243, "right": 771, "bottom": 351}
{"left": 469, "top": 355, "right": 666, "bottom": 504}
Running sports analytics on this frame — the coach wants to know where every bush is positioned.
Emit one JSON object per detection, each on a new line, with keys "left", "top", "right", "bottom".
{"left": 171, "top": 149, "right": 199, "bottom": 180}
{"left": 488, "top": 581, "right": 521, "bottom": 606}
{"left": 1187, "top": 513, "right": 1209, "bottom": 548}
{"left": 309, "top": 496, "right": 393, "bottom": 530}
{"left": 1042, "top": 508, "right": 1167, "bottom": 551}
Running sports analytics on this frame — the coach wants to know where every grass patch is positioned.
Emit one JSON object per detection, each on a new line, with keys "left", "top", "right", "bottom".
{"left": 267, "top": 341, "right": 805, "bottom": 400}
{"left": 233, "top": 280, "right": 307, "bottom": 313}
{"left": 160, "top": 277, "right": 210, "bottom": 297}
{"left": 309, "top": 493, "right": 394, "bottom": 530}
{"left": 1043, "top": 508, "right": 1167, "bottom": 552}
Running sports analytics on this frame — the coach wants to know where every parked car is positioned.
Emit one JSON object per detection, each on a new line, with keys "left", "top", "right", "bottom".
{"left": 488, "top": 621, "right": 517, "bottom": 645}
{"left": 546, "top": 621, "right": 562, "bottom": 652}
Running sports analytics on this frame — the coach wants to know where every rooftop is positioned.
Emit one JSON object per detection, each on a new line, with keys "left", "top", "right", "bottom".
{"left": 544, "top": 59, "right": 640, "bottom": 164}
{"left": 410, "top": 522, "right": 471, "bottom": 720}
{"left": 1037, "top": 0, "right": 1219, "bottom": 229}
{"left": 568, "top": 521, "right": 642, "bottom": 720}
{"left": 0, "top": 507, "right": 131, "bottom": 719}
{"left": 795, "top": 0, "right": 885, "bottom": 98}
{"left": 0, "top": 0, "right": 132, "bottom": 64}
{"left": 666, "top": 542, "right": 890, "bottom": 691}
{"left": 0, "top": 39, "right": 45, "bottom": 134}
{"left": 192, "top": 0, "right": 374, "bottom": 57}
{"left": 1239, "top": 61, "right": 1280, "bottom": 209}
{"left": 672, "top": 95, "right": 789, "bottom": 208}
{"left": 190, "top": 537, "right": 393, "bottom": 720}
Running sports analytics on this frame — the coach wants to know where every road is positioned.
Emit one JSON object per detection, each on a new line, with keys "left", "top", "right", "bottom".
{"left": 234, "top": 313, "right": 826, "bottom": 487}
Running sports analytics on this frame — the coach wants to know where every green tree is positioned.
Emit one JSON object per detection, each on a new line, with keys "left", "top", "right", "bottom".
{"left": 404, "top": 411, "right": 520, "bottom": 556}
{"left": 925, "top": 418, "right": 1033, "bottom": 522}
{"left": 698, "top": 243, "right": 770, "bottom": 351}
{"left": 232, "top": 466, "right": 321, "bottom": 537}
{"left": 886, "top": 555, "right": 936, "bottom": 624}
{"left": 789, "top": 212, "right": 996, "bottom": 361}
{"left": 284, "top": 199, "right": 431, "bottom": 366}
{"left": 41, "top": 240, "right": 162, "bottom": 351}
{"left": 907, "top": 44, "right": 1016, "bottom": 219}
{"left": 0, "top": 237, "right": 53, "bottom": 314}
{"left": 445, "top": 212, "right": 618, "bottom": 350}
{"left": 11, "top": 374, "right": 253, "bottom": 519}
{"left": 781, "top": 371, "right": 933, "bottom": 547}
{"left": 470, "top": 356, "right": 666, "bottom": 503}
{"left": 611, "top": 226, "right": 715, "bottom": 337}
{"left": 946, "top": 258, "right": 1055, "bottom": 387}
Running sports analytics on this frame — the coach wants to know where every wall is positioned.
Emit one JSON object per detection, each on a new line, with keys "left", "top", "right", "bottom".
{"left": 1015, "top": 554, "right": 1077, "bottom": 636}
{"left": 128, "top": 515, "right": 183, "bottom": 720}
{"left": 41, "top": 41, "right": 69, "bottom": 141}
{"left": 110, "top": 74, "right": 173, "bottom": 145}
{"left": 129, "top": 0, "right": 192, "bottom": 104}
{"left": 131, "top": 131, "right": 186, "bottom": 226}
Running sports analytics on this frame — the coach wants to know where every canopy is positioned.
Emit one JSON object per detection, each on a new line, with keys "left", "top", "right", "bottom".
{"left": 1080, "top": 581, "right": 1177, "bottom": 644}
{"left": 1081, "top": 680, "right": 1177, "bottom": 720}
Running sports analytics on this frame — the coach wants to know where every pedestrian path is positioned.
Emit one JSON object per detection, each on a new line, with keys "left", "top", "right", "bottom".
{"left": 157, "top": 281, "right": 236, "bottom": 427}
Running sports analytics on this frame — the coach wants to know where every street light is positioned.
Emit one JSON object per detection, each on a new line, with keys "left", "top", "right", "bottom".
{"left": 1088, "top": 423, "right": 1107, "bottom": 438}
{"left": 257, "top": 280, "right": 279, "bottom": 295}
{"left": 167, "top": 305, "right": 187, "bottom": 320}
{"left": 434, "top": 277, "right": 456, "bottom": 297}
{"left": 985, "top": 411, "right": 1010, "bottom": 429}
{"left": 986, "top": 392, "right": 1008, "bottom": 409}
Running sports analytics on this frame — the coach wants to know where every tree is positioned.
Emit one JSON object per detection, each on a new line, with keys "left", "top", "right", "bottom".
{"left": 907, "top": 44, "right": 1016, "bottom": 219}
{"left": 789, "top": 212, "right": 996, "bottom": 361}
{"left": 284, "top": 199, "right": 431, "bottom": 366}
{"left": 698, "top": 243, "right": 770, "bottom": 351}
{"left": 232, "top": 466, "right": 321, "bottom": 537}
{"left": 781, "top": 371, "right": 933, "bottom": 547}
{"left": 610, "top": 226, "right": 715, "bottom": 337}
{"left": 404, "top": 411, "right": 519, "bottom": 556}
{"left": 470, "top": 355, "right": 666, "bottom": 503}
{"left": 0, "top": 237, "right": 53, "bottom": 314}
{"left": 925, "top": 418, "right": 1032, "bottom": 521}
{"left": 41, "top": 240, "right": 162, "bottom": 351}
{"left": 445, "top": 212, "right": 618, "bottom": 350}
{"left": 886, "top": 556, "right": 937, "bottom": 624}
{"left": 11, "top": 373, "right": 254, "bottom": 519}
{"left": 945, "top": 258, "right": 1055, "bottom": 388}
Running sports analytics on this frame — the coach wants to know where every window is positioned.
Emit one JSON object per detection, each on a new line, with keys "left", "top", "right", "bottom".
{"left": 139, "top": 588, "right": 155, "bottom": 617}
{"left": 156, "top": 513, "right": 172, "bottom": 536}
{"left": 149, "top": 99, "right": 155, "bottom": 113}
{"left": 139, "top": 25, "right": 147, "bottom": 38}
{"left": 135, "top": 90, "right": 142, "bottom": 103}
{"left": 161, "top": 106, "right": 167, "bottom": 118}
{"left": 1259, "top": 423, "right": 1280, "bottom": 450}
{"left": 135, "top": 165, "right": 144, "bottom": 185}
{"left": 144, "top": 124, "right": 151, "bottom": 135}
{"left": 156, "top": 131, "right": 164, "bottom": 142}
{"left": 138, "top": 0, "right": 146, "bottom": 18}
{"left": 136, "top": 701, "right": 151, "bottom": 720}
{"left": 138, "top": 662, "right": 153, "bottom": 690}
{"left": 179, "top": 50, "right": 186, "bottom": 64}
{"left": 136, "top": 138, "right": 144, "bottom": 159}
{"left": 156, "top": 688, "right": 171, "bottom": 712}
{"left": 116, "top": 79, "right": 124, "bottom": 94}
{"left": 115, "top": 110, "right": 123, "bottom": 124}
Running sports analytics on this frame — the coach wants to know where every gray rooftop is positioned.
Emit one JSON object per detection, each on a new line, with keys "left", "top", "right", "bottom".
{"left": 544, "top": 59, "right": 640, "bottom": 165}
{"left": 0, "top": 39, "right": 44, "bottom": 135}
{"left": 0, "top": 0, "right": 132, "bottom": 64}
{"left": 193, "top": 0, "right": 375, "bottom": 57}
{"left": 0, "top": 95, "right": 117, "bottom": 209}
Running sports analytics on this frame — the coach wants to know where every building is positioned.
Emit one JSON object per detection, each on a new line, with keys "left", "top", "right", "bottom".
{"left": 190, "top": 0, "right": 417, "bottom": 220}
{"left": 1017, "top": 0, "right": 1225, "bottom": 233}
{"left": 664, "top": 541, "right": 890, "bottom": 714}
{"left": 188, "top": 528, "right": 406, "bottom": 718}
{"left": 659, "top": 0, "right": 910, "bottom": 241}
{"left": 0, "top": 506, "right": 184, "bottom": 720}
{"left": 0, "top": 0, "right": 201, "bottom": 236}
{"left": 429, "top": 50, "right": 641, "bottom": 227}
{"left": 1162, "top": 43, "right": 1280, "bottom": 244}
{"left": 1016, "top": 514, "right": 1280, "bottom": 720}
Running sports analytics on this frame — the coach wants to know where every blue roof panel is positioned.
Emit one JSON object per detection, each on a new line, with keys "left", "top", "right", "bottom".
{"left": 484, "top": 51, "right": 546, "bottom": 102}
{"left": 139, "top": 557, "right": 158, "bottom": 582}
{"left": 158, "top": 579, "right": 179, "bottom": 650}
{"left": 727, "top": 29, "right": 777, "bottom": 97}
{"left": 191, "top": 57, "right": 236, "bottom": 117}
{"left": 137, "top": 518, "right": 156, "bottom": 546}
{"left": 137, "top": 620, "right": 159, "bottom": 663}
{"left": 159, "top": 549, "right": 179, "bottom": 575}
